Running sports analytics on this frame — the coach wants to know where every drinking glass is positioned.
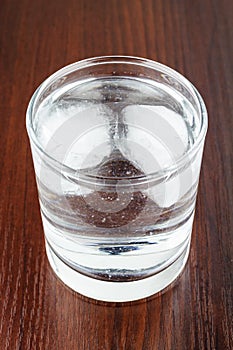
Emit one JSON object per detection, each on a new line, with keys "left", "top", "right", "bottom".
{"left": 26, "top": 56, "right": 208, "bottom": 302}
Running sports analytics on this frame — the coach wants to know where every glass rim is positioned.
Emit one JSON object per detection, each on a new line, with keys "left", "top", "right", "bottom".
{"left": 26, "top": 55, "right": 208, "bottom": 184}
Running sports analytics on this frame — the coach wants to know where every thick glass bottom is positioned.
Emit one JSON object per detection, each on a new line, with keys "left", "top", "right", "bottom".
{"left": 45, "top": 240, "right": 190, "bottom": 302}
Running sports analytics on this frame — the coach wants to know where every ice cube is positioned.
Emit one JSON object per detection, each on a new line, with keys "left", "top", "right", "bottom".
{"left": 120, "top": 105, "right": 202, "bottom": 207}
{"left": 119, "top": 105, "right": 188, "bottom": 173}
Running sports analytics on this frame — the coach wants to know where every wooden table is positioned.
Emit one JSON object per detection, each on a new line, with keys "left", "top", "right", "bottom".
{"left": 0, "top": 0, "right": 232, "bottom": 349}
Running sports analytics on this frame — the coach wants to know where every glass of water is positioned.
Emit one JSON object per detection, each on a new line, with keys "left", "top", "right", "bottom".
{"left": 26, "top": 56, "right": 208, "bottom": 302}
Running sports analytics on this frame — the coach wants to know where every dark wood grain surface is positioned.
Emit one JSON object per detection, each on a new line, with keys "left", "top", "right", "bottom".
{"left": 0, "top": 0, "right": 232, "bottom": 349}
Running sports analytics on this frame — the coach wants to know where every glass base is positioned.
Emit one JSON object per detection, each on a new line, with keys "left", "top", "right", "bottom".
{"left": 45, "top": 241, "right": 190, "bottom": 302}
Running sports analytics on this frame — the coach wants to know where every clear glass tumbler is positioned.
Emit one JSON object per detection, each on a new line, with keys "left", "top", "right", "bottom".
{"left": 26, "top": 56, "right": 208, "bottom": 302}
